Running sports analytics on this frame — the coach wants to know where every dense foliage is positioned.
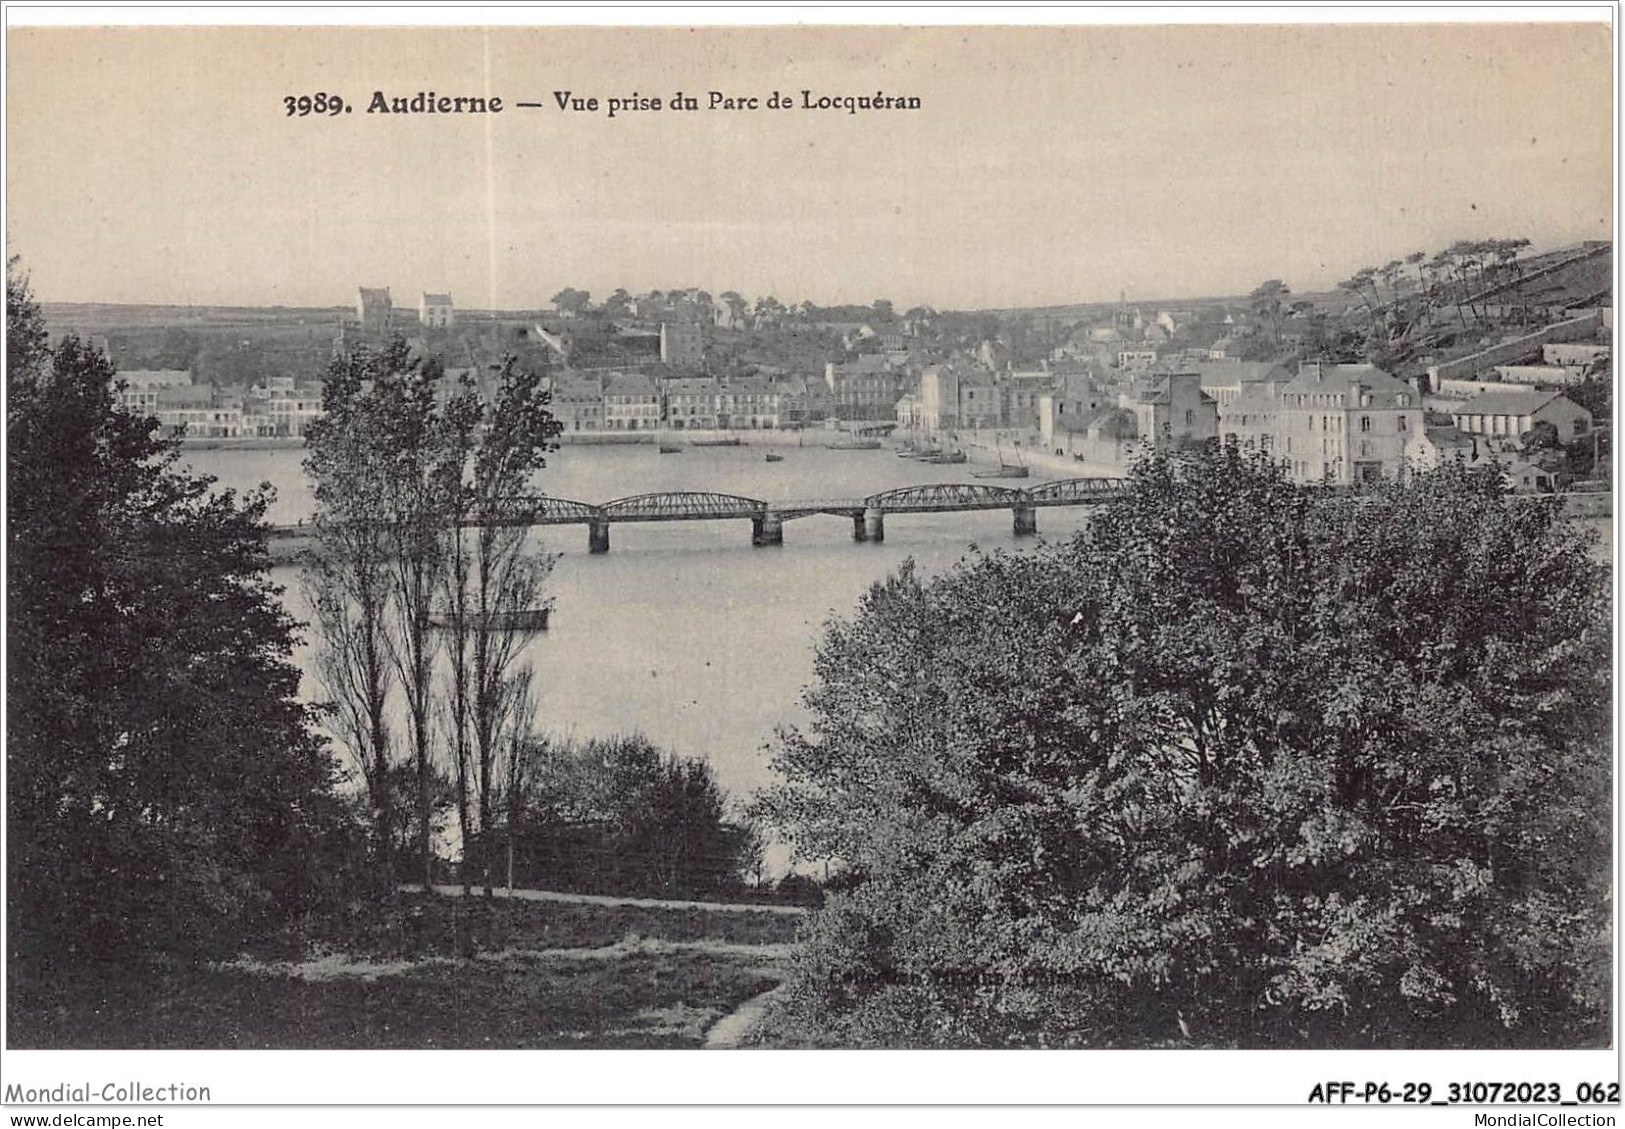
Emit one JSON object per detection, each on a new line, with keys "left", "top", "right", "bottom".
{"left": 6, "top": 267, "right": 342, "bottom": 964}
{"left": 756, "top": 447, "right": 1610, "bottom": 1047}
{"left": 498, "top": 734, "right": 761, "bottom": 899}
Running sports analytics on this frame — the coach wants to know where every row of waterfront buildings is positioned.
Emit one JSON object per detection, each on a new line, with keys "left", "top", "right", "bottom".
{"left": 115, "top": 371, "right": 325, "bottom": 438}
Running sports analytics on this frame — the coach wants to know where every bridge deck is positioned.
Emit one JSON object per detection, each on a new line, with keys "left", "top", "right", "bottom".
{"left": 270, "top": 478, "right": 1130, "bottom": 535}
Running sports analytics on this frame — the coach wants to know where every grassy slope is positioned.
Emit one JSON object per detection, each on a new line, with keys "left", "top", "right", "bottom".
{"left": 8, "top": 893, "right": 801, "bottom": 1049}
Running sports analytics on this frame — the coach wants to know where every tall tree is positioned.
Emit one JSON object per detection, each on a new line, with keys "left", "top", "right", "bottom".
{"left": 1249, "top": 279, "right": 1291, "bottom": 346}
{"left": 466, "top": 358, "right": 562, "bottom": 894}
{"left": 435, "top": 372, "right": 485, "bottom": 898}
{"left": 8, "top": 263, "right": 339, "bottom": 962}
{"left": 303, "top": 346, "right": 402, "bottom": 873}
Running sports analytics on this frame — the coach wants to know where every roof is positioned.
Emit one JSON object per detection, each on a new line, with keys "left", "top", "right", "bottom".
{"left": 157, "top": 385, "right": 214, "bottom": 406}
{"left": 1086, "top": 407, "right": 1139, "bottom": 439}
{"left": 1423, "top": 425, "right": 1475, "bottom": 450}
{"left": 119, "top": 369, "right": 191, "bottom": 388}
{"left": 1451, "top": 389, "right": 1567, "bottom": 418}
{"left": 836, "top": 354, "right": 890, "bottom": 374}
{"left": 1223, "top": 382, "right": 1280, "bottom": 416}
{"left": 358, "top": 287, "right": 391, "bottom": 304}
{"left": 665, "top": 377, "right": 718, "bottom": 395}
{"left": 1193, "top": 361, "right": 1292, "bottom": 388}
{"left": 1283, "top": 363, "right": 1415, "bottom": 407}
{"left": 604, "top": 372, "right": 657, "bottom": 396}
{"left": 553, "top": 376, "right": 604, "bottom": 401}
{"left": 422, "top": 292, "right": 453, "bottom": 305}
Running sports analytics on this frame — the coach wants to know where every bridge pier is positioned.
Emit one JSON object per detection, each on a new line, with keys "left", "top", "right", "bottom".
{"left": 863, "top": 507, "right": 886, "bottom": 543}
{"left": 1012, "top": 503, "right": 1037, "bottom": 537}
{"left": 588, "top": 518, "right": 610, "bottom": 554}
{"left": 852, "top": 514, "right": 869, "bottom": 542}
{"left": 752, "top": 512, "right": 784, "bottom": 547}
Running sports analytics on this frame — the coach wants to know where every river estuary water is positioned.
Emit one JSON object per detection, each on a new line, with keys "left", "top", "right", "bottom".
{"left": 181, "top": 442, "right": 1105, "bottom": 825}
{"left": 181, "top": 442, "right": 1612, "bottom": 866}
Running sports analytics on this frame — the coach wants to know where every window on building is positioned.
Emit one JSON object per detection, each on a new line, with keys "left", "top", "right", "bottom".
{"left": 1360, "top": 416, "right": 1371, "bottom": 432}
{"left": 1184, "top": 409, "right": 1194, "bottom": 425}
{"left": 1398, "top": 415, "right": 1408, "bottom": 432}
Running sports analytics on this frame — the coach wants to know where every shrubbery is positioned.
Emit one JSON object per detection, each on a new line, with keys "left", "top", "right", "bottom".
{"left": 756, "top": 447, "right": 1611, "bottom": 1048}
{"left": 494, "top": 734, "right": 761, "bottom": 900}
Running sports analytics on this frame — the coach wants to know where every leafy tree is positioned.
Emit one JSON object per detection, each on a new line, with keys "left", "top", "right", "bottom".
{"left": 719, "top": 291, "right": 749, "bottom": 326}
{"left": 551, "top": 288, "right": 592, "bottom": 316}
{"left": 304, "top": 345, "right": 404, "bottom": 873}
{"left": 7, "top": 263, "right": 341, "bottom": 964}
{"left": 1249, "top": 280, "right": 1290, "bottom": 346}
{"left": 507, "top": 734, "right": 760, "bottom": 898}
{"left": 305, "top": 342, "right": 458, "bottom": 889}
{"left": 756, "top": 448, "right": 1609, "bottom": 1048}
{"left": 458, "top": 357, "right": 562, "bottom": 894}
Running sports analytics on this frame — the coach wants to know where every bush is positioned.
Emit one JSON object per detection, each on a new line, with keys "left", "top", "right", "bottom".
{"left": 756, "top": 448, "right": 1610, "bottom": 1048}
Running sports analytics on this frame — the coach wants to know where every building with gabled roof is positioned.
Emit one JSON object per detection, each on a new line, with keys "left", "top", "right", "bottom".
{"left": 1449, "top": 388, "right": 1592, "bottom": 443}
{"left": 603, "top": 371, "right": 660, "bottom": 430}
{"left": 420, "top": 292, "right": 454, "bottom": 328}
{"left": 357, "top": 287, "right": 392, "bottom": 333}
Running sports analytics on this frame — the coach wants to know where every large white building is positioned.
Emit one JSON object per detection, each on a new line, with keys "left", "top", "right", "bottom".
{"left": 1219, "top": 362, "right": 1426, "bottom": 485}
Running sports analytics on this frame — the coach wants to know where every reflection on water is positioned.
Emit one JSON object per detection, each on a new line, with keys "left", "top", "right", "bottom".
{"left": 184, "top": 443, "right": 1098, "bottom": 814}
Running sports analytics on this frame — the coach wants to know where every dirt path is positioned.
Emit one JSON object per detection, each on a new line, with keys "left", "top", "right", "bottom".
{"left": 704, "top": 982, "right": 791, "bottom": 1048}
{"left": 411, "top": 883, "right": 810, "bottom": 918}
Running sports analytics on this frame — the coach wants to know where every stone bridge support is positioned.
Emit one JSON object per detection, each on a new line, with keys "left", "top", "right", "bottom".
{"left": 752, "top": 512, "right": 784, "bottom": 546}
{"left": 588, "top": 518, "right": 611, "bottom": 554}
{"left": 1012, "top": 503, "right": 1037, "bottom": 536}
{"left": 863, "top": 507, "right": 886, "bottom": 543}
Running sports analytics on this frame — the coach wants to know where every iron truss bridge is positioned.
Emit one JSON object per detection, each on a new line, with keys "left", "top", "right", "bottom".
{"left": 499, "top": 478, "right": 1131, "bottom": 551}
{"left": 267, "top": 479, "right": 1131, "bottom": 555}
{"left": 506, "top": 478, "right": 1130, "bottom": 525}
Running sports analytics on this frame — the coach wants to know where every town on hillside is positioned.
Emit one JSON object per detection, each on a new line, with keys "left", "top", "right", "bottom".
{"left": 57, "top": 238, "right": 1612, "bottom": 496}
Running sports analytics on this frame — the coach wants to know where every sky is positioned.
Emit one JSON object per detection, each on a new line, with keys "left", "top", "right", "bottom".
{"left": 5, "top": 19, "right": 1614, "bottom": 312}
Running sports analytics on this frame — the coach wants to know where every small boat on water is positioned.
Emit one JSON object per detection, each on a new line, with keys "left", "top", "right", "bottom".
{"left": 922, "top": 450, "right": 967, "bottom": 464}
{"left": 659, "top": 443, "right": 683, "bottom": 454}
{"left": 972, "top": 438, "right": 1030, "bottom": 478}
{"left": 690, "top": 436, "right": 742, "bottom": 447}
{"left": 429, "top": 607, "right": 551, "bottom": 632}
{"left": 764, "top": 451, "right": 784, "bottom": 463}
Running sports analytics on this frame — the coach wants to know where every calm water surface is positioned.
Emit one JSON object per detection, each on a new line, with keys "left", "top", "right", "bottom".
{"left": 180, "top": 444, "right": 1615, "bottom": 827}
{"left": 181, "top": 443, "right": 1100, "bottom": 812}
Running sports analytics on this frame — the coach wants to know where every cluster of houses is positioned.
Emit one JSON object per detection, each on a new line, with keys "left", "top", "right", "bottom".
{"left": 356, "top": 286, "right": 456, "bottom": 332}
{"left": 549, "top": 371, "right": 813, "bottom": 432}
{"left": 115, "top": 371, "right": 326, "bottom": 438}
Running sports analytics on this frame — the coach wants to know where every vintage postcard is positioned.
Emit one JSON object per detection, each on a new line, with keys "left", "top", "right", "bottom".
{"left": 2, "top": 9, "right": 1616, "bottom": 1119}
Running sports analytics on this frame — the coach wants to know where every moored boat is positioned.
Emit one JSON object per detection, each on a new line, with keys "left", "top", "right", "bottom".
{"left": 972, "top": 438, "right": 1030, "bottom": 477}
{"left": 430, "top": 607, "right": 550, "bottom": 632}
{"left": 764, "top": 451, "right": 784, "bottom": 463}
{"left": 922, "top": 450, "right": 967, "bottom": 464}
